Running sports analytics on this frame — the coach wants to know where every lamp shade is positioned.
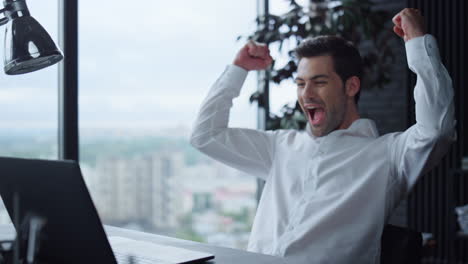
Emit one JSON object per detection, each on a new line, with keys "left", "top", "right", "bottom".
{"left": 3, "top": 15, "right": 63, "bottom": 75}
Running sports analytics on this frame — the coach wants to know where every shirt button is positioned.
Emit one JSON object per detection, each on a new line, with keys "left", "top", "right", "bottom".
{"left": 288, "top": 225, "right": 294, "bottom": 231}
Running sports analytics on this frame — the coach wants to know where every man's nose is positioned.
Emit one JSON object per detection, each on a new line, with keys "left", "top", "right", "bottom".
{"left": 302, "top": 82, "right": 318, "bottom": 98}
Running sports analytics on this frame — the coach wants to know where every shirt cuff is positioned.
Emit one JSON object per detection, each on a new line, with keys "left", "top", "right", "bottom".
{"left": 405, "top": 34, "right": 441, "bottom": 67}
{"left": 226, "top": 64, "right": 248, "bottom": 82}
{"left": 220, "top": 64, "right": 249, "bottom": 97}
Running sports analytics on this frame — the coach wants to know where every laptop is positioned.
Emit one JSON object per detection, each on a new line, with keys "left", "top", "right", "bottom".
{"left": 0, "top": 156, "right": 215, "bottom": 264}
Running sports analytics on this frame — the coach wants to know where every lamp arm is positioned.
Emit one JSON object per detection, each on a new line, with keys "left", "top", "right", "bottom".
{"left": 0, "top": 0, "right": 30, "bottom": 26}
{"left": 0, "top": 8, "right": 8, "bottom": 26}
{"left": 7, "top": 1, "right": 30, "bottom": 16}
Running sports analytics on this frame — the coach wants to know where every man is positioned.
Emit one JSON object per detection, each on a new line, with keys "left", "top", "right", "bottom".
{"left": 190, "top": 8, "right": 455, "bottom": 264}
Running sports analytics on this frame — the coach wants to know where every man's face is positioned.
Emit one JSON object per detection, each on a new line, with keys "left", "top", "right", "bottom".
{"left": 295, "top": 55, "right": 348, "bottom": 137}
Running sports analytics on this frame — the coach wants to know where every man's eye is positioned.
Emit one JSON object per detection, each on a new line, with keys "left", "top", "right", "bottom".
{"left": 296, "top": 83, "right": 305, "bottom": 88}
{"left": 315, "top": 81, "right": 327, "bottom": 86}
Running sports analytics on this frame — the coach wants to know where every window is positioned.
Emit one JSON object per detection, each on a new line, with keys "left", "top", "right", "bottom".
{"left": 0, "top": 0, "right": 59, "bottom": 224}
{"left": 79, "top": 1, "right": 258, "bottom": 249}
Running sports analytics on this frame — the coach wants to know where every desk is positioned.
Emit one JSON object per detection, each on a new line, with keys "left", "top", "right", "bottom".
{"left": 0, "top": 225, "right": 286, "bottom": 264}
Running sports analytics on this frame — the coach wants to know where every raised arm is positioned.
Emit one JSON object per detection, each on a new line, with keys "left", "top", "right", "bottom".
{"left": 190, "top": 41, "right": 277, "bottom": 180}
{"left": 389, "top": 9, "right": 456, "bottom": 193}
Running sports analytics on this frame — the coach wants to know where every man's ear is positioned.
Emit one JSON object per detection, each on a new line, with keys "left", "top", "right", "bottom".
{"left": 345, "top": 76, "right": 360, "bottom": 98}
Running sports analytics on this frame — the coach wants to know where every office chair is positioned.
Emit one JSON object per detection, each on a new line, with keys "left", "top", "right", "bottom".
{"left": 380, "top": 224, "right": 422, "bottom": 264}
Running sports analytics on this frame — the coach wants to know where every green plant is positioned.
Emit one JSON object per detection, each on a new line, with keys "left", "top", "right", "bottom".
{"left": 243, "top": 0, "right": 398, "bottom": 130}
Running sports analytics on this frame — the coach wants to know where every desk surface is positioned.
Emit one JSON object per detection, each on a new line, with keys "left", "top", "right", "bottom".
{"left": 0, "top": 225, "right": 285, "bottom": 264}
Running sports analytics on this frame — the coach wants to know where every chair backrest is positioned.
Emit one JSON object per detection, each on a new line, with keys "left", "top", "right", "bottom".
{"left": 380, "top": 224, "right": 422, "bottom": 264}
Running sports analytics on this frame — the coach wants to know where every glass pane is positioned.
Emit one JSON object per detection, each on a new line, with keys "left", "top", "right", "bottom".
{"left": 0, "top": 0, "right": 59, "bottom": 224}
{"left": 79, "top": 1, "right": 258, "bottom": 249}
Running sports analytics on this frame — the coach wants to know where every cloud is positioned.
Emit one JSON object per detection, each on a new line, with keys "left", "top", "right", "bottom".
{"left": 0, "top": 0, "right": 263, "bottom": 133}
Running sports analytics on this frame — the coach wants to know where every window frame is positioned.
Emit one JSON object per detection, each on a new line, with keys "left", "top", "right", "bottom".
{"left": 58, "top": 0, "right": 79, "bottom": 161}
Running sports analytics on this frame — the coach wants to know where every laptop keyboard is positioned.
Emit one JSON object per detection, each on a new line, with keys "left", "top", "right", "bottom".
{"left": 109, "top": 236, "right": 213, "bottom": 264}
{"left": 114, "top": 251, "right": 174, "bottom": 264}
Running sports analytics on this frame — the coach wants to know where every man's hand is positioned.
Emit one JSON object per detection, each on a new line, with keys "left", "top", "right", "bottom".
{"left": 392, "top": 8, "right": 426, "bottom": 42}
{"left": 233, "top": 40, "right": 273, "bottom": 71}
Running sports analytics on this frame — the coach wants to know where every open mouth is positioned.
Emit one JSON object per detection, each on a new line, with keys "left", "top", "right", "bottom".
{"left": 305, "top": 106, "right": 326, "bottom": 126}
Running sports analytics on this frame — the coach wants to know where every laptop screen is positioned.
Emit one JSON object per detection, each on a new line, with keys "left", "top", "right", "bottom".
{"left": 0, "top": 157, "right": 117, "bottom": 264}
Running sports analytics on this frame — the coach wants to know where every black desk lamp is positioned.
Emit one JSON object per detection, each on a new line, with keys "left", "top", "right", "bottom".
{"left": 0, "top": 0, "right": 63, "bottom": 75}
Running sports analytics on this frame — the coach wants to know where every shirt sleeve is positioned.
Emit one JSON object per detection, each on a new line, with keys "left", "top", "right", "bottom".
{"left": 389, "top": 34, "right": 457, "bottom": 194}
{"left": 189, "top": 65, "right": 276, "bottom": 181}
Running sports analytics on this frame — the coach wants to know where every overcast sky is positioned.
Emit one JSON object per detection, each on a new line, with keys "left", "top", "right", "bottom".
{"left": 0, "top": 1, "right": 304, "bottom": 136}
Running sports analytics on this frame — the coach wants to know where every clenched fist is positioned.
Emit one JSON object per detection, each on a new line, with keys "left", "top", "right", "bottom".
{"left": 392, "top": 8, "right": 426, "bottom": 42}
{"left": 233, "top": 40, "right": 273, "bottom": 71}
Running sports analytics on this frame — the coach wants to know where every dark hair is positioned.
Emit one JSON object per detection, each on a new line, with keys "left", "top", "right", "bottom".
{"left": 294, "top": 35, "right": 363, "bottom": 105}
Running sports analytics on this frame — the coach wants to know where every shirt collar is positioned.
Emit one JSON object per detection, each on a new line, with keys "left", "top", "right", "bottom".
{"left": 306, "top": 118, "right": 379, "bottom": 139}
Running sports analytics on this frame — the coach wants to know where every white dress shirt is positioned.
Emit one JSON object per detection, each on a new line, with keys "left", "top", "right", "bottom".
{"left": 190, "top": 35, "right": 456, "bottom": 263}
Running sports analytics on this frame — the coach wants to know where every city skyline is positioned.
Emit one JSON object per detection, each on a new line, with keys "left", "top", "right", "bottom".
{"left": 0, "top": 129, "right": 258, "bottom": 250}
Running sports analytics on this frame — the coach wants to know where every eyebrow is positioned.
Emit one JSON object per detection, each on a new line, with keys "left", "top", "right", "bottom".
{"left": 294, "top": 74, "right": 330, "bottom": 82}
